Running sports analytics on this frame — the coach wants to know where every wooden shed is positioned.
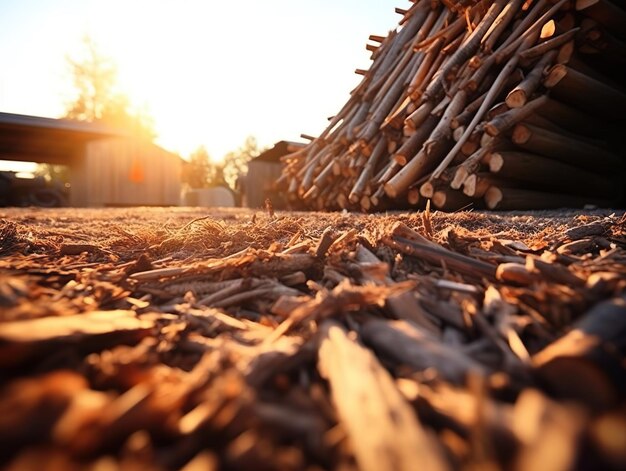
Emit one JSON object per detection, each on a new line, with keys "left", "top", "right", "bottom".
{"left": 245, "top": 140, "right": 304, "bottom": 209}
{"left": 0, "top": 112, "right": 182, "bottom": 207}
{"left": 72, "top": 137, "right": 182, "bottom": 207}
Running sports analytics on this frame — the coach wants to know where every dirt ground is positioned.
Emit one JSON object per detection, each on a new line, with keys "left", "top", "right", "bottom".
{"left": 2, "top": 206, "right": 623, "bottom": 260}
{"left": 1, "top": 206, "right": 625, "bottom": 470}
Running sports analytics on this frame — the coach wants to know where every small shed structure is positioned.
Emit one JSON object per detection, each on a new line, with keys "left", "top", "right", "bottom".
{"left": 0, "top": 112, "right": 181, "bottom": 206}
{"left": 245, "top": 140, "right": 304, "bottom": 209}
{"left": 74, "top": 137, "right": 181, "bottom": 207}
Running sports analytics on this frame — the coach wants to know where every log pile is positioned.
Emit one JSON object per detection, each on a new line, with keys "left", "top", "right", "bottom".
{"left": 279, "top": 0, "right": 626, "bottom": 211}
{"left": 1, "top": 207, "right": 625, "bottom": 470}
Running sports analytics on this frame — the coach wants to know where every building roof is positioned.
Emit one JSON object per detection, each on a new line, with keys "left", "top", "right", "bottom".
{"left": 252, "top": 140, "right": 306, "bottom": 163}
{"left": 0, "top": 111, "right": 126, "bottom": 165}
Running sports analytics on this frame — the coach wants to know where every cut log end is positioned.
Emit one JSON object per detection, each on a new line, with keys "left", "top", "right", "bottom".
{"left": 420, "top": 181, "right": 436, "bottom": 198}
{"left": 505, "top": 89, "right": 527, "bottom": 108}
{"left": 511, "top": 124, "right": 532, "bottom": 145}
{"left": 485, "top": 187, "right": 504, "bottom": 209}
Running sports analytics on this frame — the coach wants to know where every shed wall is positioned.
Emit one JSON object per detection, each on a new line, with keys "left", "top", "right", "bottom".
{"left": 73, "top": 138, "right": 181, "bottom": 206}
{"left": 246, "top": 160, "right": 283, "bottom": 209}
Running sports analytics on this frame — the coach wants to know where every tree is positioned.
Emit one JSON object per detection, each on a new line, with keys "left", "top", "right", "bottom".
{"left": 64, "top": 36, "right": 155, "bottom": 140}
{"left": 182, "top": 146, "right": 225, "bottom": 189}
{"left": 39, "top": 37, "right": 157, "bottom": 184}
{"left": 222, "top": 135, "right": 264, "bottom": 189}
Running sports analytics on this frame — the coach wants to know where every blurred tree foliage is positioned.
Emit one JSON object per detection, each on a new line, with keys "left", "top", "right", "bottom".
{"left": 64, "top": 36, "right": 155, "bottom": 140}
{"left": 182, "top": 146, "right": 226, "bottom": 189}
{"left": 39, "top": 37, "right": 156, "bottom": 183}
{"left": 182, "top": 137, "right": 265, "bottom": 190}
{"left": 222, "top": 136, "right": 264, "bottom": 189}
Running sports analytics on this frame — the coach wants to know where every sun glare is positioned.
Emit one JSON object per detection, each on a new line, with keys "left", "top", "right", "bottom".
{"left": 76, "top": 0, "right": 374, "bottom": 160}
{"left": 1, "top": 1, "right": 395, "bottom": 163}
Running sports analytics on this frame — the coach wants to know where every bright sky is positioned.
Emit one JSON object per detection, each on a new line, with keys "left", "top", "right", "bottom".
{"left": 0, "top": 0, "right": 401, "bottom": 165}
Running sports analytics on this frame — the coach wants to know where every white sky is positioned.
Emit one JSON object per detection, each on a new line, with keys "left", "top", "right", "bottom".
{"left": 0, "top": 0, "right": 402, "bottom": 166}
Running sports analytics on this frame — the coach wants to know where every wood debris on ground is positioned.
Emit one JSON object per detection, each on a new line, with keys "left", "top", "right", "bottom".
{"left": 278, "top": 0, "right": 626, "bottom": 211}
{"left": 0, "top": 206, "right": 625, "bottom": 470}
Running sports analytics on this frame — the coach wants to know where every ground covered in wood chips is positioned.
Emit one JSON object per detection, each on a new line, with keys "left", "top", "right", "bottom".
{"left": 1, "top": 207, "right": 625, "bottom": 471}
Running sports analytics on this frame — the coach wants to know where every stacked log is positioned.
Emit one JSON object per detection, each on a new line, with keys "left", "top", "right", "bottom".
{"left": 279, "top": 0, "right": 626, "bottom": 211}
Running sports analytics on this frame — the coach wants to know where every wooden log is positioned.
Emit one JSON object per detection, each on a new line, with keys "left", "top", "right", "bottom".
{"left": 385, "top": 90, "right": 467, "bottom": 198}
{"left": 506, "top": 51, "right": 557, "bottom": 108}
{"left": 365, "top": 3, "right": 431, "bottom": 95}
{"left": 361, "top": 53, "right": 419, "bottom": 142}
{"left": 486, "top": 101, "right": 510, "bottom": 121}
{"left": 418, "top": 178, "right": 439, "bottom": 199}
{"left": 481, "top": 0, "right": 526, "bottom": 53}
{"left": 484, "top": 187, "right": 613, "bottom": 210}
{"left": 579, "top": 19, "right": 626, "bottom": 67}
{"left": 495, "top": 0, "right": 549, "bottom": 54}
{"left": 404, "top": 101, "right": 435, "bottom": 133}
{"left": 432, "top": 187, "right": 478, "bottom": 211}
{"left": 488, "top": 149, "right": 618, "bottom": 197}
{"left": 557, "top": 39, "right": 575, "bottom": 64}
{"left": 383, "top": 235, "right": 497, "bottom": 280}
{"left": 349, "top": 138, "right": 387, "bottom": 204}
{"left": 408, "top": 39, "right": 444, "bottom": 101}
{"left": 422, "top": 0, "right": 508, "bottom": 103}
{"left": 512, "top": 390, "right": 585, "bottom": 471}
{"left": 518, "top": 27, "right": 580, "bottom": 62}
{"left": 362, "top": 319, "right": 487, "bottom": 384}
{"left": 413, "top": 15, "right": 464, "bottom": 51}
{"left": 451, "top": 69, "right": 524, "bottom": 129}
{"left": 462, "top": 173, "right": 507, "bottom": 198}
{"left": 484, "top": 95, "right": 549, "bottom": 137}
{"left": 412, "top": 39, "right": 449, "bottom": 101}
{"left": 494, "top": 0, "right": 571, "bottom": 63}
{"left": 450, "top": 136, "right": 515, "bottom": 189}
{"left": 544, "top": 64, "right": 626, "bottom": 119}
{"left": 451, "top": 92, "right": 486, "bottom": 130}
{"left": 385, "top": 291, "right": 440, "bottom": 335}
{"left": 369, "top": 6, "right": 442, "bottom": 104}
{"left": 576, "top": 0, "right": 626, "bottom": 40}
{"left": 407, "top": 187, "right": 421, "bottom": 206}
{"left": 533, "top": 294, "right": 626, "bottom": 410}
{"left": 431, "top": 51, "right": 523, "bottom": 179}
{"left": 317, "top": 322, "right": 450, "bottom": 471}
{"left": 535, "top": 97, "right": 609, "bottom": 137}
{"left": 511, "top": 123, "right": 623, "bottom": 173}
{"left": 368, "top": 34, "right": 386, "bottom": 43}
{"left": 518, "top": 113, "right": 569, "bottom": 136}
{"left": 394, "top": 115, "right": 438, "bottom": 166}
